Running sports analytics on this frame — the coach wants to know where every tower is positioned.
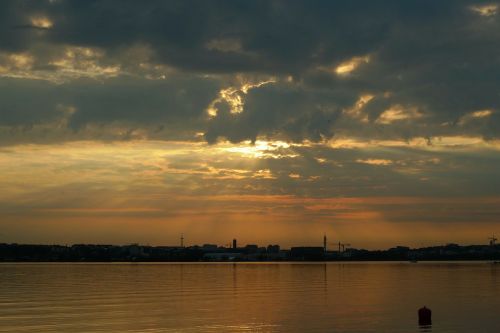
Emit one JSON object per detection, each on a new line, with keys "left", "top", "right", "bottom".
{"left": 323, "top": 234, "right": 327, "bottom": 253}
{"left": 232, "top": 239, "right": 237, "bottom": 249}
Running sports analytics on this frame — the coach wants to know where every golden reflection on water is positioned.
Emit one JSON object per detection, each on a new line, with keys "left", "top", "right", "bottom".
{"left": 0, "top": 262, "right": 499, "bottom": 332}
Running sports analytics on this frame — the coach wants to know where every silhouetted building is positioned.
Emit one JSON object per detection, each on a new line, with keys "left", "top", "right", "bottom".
{"left": 125, "top": 244, "right": 145, "bottom": 258}
{"left": 290, "top": 247, "right": 325, "bottom": 260}
{"left": 232, "top": 239, "right": 237, "bottom": 249}
{"left": 2, "top": 241, "right": 500, "bottom": 262}
{"left": 204, "top": 252, "right": 242, "bottom": 261}
{"left": 267, "top": 244, "right": 280, "bottom": 253}
{"left": 244, "top": 244, "right": 258, "bottom": 253}
{"left": 202, "top": 244, "right": 218, "bottom": 251}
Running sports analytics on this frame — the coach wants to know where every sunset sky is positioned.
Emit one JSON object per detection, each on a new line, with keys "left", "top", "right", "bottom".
{"left": 1, "top": 0, "right": 500, "bottom": 249}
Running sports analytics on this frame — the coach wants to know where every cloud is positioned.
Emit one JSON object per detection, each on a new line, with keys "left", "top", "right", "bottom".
{"left": 375, "top": 105, "right": 422, "bottom": 124}
{"left": 0, "top": 0, "right": 500, "bottom": 145}
{"left": 458, "top": 109, "right": 494, "bottom": 125}
{"left": 333, "top": 55, "right": 371, "bottom": 76}
{"left": 0, "top": 75, "right": 221, "bottom": 145}
{"left": 356, "top": 159, "right": 393, "bottom": 166}
{"left": 470, "top": 3, "right": 498, "bottom": 16}
{"left": 30, "top": 16, "right": 53, "bottom": 29}
{"left": 2, "top": 139, "right": 500, "bottom": 246}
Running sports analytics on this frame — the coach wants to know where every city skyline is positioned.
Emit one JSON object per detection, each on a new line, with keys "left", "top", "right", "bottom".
{"left": 2, "top": 236, "right": 500, "bottom": 262}
{"left": 1, "top": 232, "right": 498, "bottom": 252}
{"left": 1, "top": 1, "right": 500, "bottom": 248}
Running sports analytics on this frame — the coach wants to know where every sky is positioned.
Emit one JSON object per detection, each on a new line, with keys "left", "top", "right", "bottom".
{"left": 1, "top": 0, "right": 500, "bottom": 249}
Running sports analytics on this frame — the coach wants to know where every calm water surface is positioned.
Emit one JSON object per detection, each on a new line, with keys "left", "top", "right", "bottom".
{"left": 0, "top": 262, "right": 499, "bottom": 332}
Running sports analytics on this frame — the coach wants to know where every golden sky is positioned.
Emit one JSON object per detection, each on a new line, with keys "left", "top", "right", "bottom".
{"left": 1, "top": 138, "right": 499, "bottom": 248}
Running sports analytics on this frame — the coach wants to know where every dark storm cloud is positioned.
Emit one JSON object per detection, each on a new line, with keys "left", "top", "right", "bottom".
{"left": 205, "top": 82, "right": 342, "bottom": 143}
{"left": 1, "top": 0, "right": 390, "bottom": 72}
{"left": 0, "top": 0, "right": 499, "bottom": 143}
{"left": 0, "top": 75, "right": 220, "bottom": 144}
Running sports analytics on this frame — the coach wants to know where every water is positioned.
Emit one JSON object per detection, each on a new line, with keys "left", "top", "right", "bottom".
{"left": 0, "top": 262, "right": 499, "bottom": 332}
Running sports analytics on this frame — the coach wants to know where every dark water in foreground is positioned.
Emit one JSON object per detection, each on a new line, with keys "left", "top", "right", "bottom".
{"left": 0, "top": 262, "right": 499, "bottom": 332}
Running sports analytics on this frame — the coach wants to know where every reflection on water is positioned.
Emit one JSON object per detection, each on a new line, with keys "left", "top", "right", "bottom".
{"left": 0, "top": 262, "right": 498, "bottom": 332}
{"left": 419, "top": 324, "right": 432, "bottom": 332}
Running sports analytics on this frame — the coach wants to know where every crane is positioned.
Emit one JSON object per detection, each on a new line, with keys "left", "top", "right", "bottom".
{"left": 323, "top": 234, "right": 351, "bottom": 254}
{"left": 327, "top": 241, "right": 351, "bottom": 253}
{"left": 338, "top": 242, "right": 351, "bottom": 253}
{"left": 488, "top": 235, "right": 497, "bottom": 246}
{"left": 323, "top": 235, "right": 353, "bottom": 260}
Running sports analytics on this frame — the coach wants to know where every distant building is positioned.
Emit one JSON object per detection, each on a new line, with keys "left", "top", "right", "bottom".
{"left": 203, "top": 252, "right": 242, "bottom": 261}
{"left": 233, "top": 239, "right": 237, "bottom": 249}
{"left": 267, "top": 244, "right": 280, "bottom": 253}
{"left": 125, "top": 244, "right": 145, "bottom": 257}
{"left": 202, "top": 244, "right": 218, "bottom": 251}
{"left": 290, "top": 247, "right": 325, "bottom": 260}
{"left": 244, "top": 244, "right": 259, "bottom": 253}
{"left": 388, "top": 246, "right": 410, "bottom": 253}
